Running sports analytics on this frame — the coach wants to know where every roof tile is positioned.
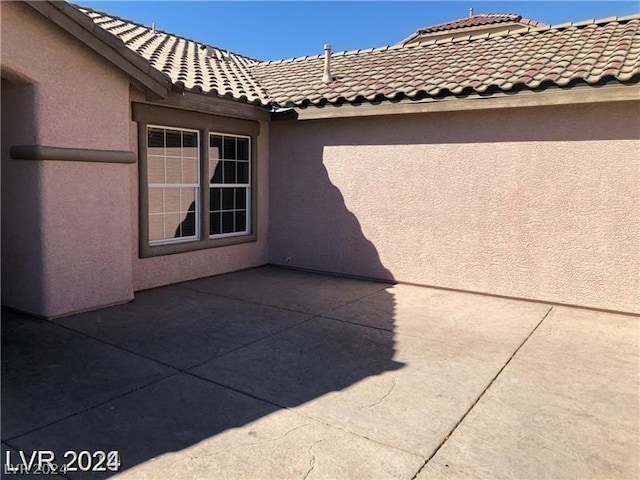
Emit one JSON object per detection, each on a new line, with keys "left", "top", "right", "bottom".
{"left": 252, "top": 16, "right": 640, "bottom": 107}
{"left": 75, "top": 4, "right": 640, "bottom": 108}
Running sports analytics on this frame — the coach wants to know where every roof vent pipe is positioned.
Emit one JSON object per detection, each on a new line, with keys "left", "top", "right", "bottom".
{"left": 152, "top": 22, "right": 156, "bottom": 34}
{"left": 469, "top": 7, "right": 473, "bottom": 17}
{"left": 322, "top": 44, "right": 332, "bottom": 83}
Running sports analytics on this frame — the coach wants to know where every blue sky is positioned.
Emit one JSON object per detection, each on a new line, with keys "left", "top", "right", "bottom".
{"left": 80, "top": 1, "right": 640, "bottom": 60}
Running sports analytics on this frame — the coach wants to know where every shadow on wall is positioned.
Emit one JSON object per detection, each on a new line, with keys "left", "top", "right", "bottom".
{"left": 268, "top": 102, "right": 640, "bottom": 282}
{"left": 1, "top": 74, "right": 47, "bottom": 315}
{"left": 1, "top": 119, "right": 401, "bottom": 476}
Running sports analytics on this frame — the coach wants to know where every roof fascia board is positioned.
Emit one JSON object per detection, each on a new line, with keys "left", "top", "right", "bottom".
{"left": 283, "top": 84, "right": 640, "bottom": 121}
{"left": 145, "top": 91, "right": 271, "bottom": 122}
{"left": 25, "top": 1, "right": 170, "bottom": 98}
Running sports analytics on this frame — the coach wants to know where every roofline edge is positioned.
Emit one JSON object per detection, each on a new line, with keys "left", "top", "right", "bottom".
{"left": 277, "top": 83, "right": 640, "bottom": 121}
{"left": 26, "top": 0, "right": 171, "bottom": 99}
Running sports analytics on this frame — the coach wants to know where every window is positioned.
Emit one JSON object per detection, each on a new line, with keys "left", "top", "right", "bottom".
{"left": 147, "top": 126, "right": 200, "bottom": 245}
{"left": 209, "top": 134, "right": 251, "bottom": 237}
{"left": 134, "top": 103, "right": 259, "bottom": 257}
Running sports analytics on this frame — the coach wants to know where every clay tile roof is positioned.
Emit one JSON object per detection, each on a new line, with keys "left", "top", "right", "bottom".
{"left": 252, "top": 15, "right": 640, "bottom": 107}
{"left": 74, "top": 4, "right": 270, "bottom": 105}
{"left": 74, "top": 4, "right": 640, "bottom": 109}
{"left": 416, "top": 13, "right": 544, "bottom": 34}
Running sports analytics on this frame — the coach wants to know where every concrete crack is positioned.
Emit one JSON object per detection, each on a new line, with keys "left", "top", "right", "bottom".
{"left": 302, "top": 440, "right": 323, "bottom": 480}
{"left": 193, "top": 424, "right": 313, "bottom": 459}
{"left": 367, "top": 374, "right": 396, "bottom": 408}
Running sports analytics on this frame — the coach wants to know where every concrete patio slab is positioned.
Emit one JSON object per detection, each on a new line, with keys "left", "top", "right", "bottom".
{"left": 3, "top": 267, "right": 637, "bottom": 479}
{"left": 55, "top": 285, "right": 311, "bottom": 370}
{"left": 326, "top": 283, "right": 551, "bottom": 338}
{"left": 417, "top": 307, "right": 640, "bottom": 480}
{"left": 190, "top": 292, "right": 550, "bottom": 457}
{"left": 1, "top": 310, "right": 173, "bottom": 441}
{"left": 179, "top": 266, "right": 389, "bottom": 315}
{"left": 9, "top": 373, "right": 423, "bottom": 480}
{"left": 190, "top": 317, "right": 403, "bottom": 408}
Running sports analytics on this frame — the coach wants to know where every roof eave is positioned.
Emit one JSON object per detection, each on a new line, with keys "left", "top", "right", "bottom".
{"left": 26, "top": 1, "right": 172, "bottom": 99}
{"left": 275, "top": 82, "right": 640, "bottom": 121}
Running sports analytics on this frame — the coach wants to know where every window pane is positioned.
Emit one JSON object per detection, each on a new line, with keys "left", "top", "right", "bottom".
{"left": 210, "top": 188, "right": 221, "bottom": 211}
{"left": 148, "top": 128, "right": 165, "bottom": 147}
{"left": 149, "top": 214, "right": 164, "bottom": 242}
{"left": 165, "top": 130, "right": 181, "bottom": 146}
{"left": 148, "top": 156, "right": 164, "bottom": 183}
{"left": 210, "top": 135, "right": 222, "bottom": 159}
{"left": 221, "top": 212, "right": 234, "bottom": 233}
{"left": 149, "top": 188, "right": 163, "bottom": 214}
{"left": 181, "top": 188, "right": 196, "bottom": 213}
{"left": 210, "top": 158, "right": 222, "bottom": 184}
{"left": 210, "top": 212, "right": 221, "bottom": 235}
{"left": 223, "top": 137, "right": 236, "bottom": 159}
{"left": 236, "top": 162, "right": 249, "bottom": 184}
{"left": 235, "top": 211, "right": 247, "bottom": 232}
{"left": 221, "top": 188, "right": 234, "bottom": 210}
{"left": 183, "top": 158, "right": 198, "bottom": 184}
{"left": 223, "top": 161, "right": 236, "bottom": 184}
{"left": 164, "top": 188, "right": 180, "bottom": 213}
{"left": 237, "top": 137, "right": 249, "bottom": 161}
{"left": 179, "top": 211, "right": 196, "bottom": 237}
{"left": 165, "top": 213, "right": 182, "bottom": 239}
{"left": 182, "top": 131, "right": 198, "bottom": 159}
{"left": 165, "top": 157, "right": 182, "bottom": 183}
{"left": 235, "top": 188, "right": 247, "bottom": 209}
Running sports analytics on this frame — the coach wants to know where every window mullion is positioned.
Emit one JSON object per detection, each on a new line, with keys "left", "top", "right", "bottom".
{"left": 202, "top": 128, "right": 210, "bottom": 241}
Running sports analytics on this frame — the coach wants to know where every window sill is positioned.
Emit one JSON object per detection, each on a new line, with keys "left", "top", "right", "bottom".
{"left": 140, "top": 232, "right": 257, "bottom": 258}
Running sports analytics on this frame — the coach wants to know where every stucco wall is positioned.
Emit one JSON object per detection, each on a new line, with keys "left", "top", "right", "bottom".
{"left": 1, "top": 2, "right": 134, "bottom": 317}
{"left": 269, "top": 101, "right": 640, "bottom": 314}
{"left": 1, "top": 79, "right": 46, "bottom": 314}
{"left": 128, "top": 92, "right": 270, "bottom": 292}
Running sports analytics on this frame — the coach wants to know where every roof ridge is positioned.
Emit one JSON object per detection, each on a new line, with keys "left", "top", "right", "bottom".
{"left": 72, "top": 2, "right": 263, "bottom": 63}
{"left": 409, "top": 12, "right": 640, "bottom": 47}
{"left": 416, "top": 12, "right": 526, "bottom": 34}
{"left": 258, "top": 12, "right": 640, "bottom": 65}
{"left": 258, "top": 43, "right": 407, "bottom": 65}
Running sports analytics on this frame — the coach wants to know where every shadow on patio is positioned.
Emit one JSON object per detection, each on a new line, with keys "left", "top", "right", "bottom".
{"left": 2, "top": 256, "right": 405, "bottom": 478}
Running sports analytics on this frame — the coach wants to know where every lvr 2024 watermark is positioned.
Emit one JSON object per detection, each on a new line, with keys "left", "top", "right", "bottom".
{"left": 4, "top": 450, "right": 121, "bottom": 475}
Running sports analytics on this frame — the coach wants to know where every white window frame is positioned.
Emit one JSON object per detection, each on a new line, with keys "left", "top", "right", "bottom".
{"left": 209, "top": 132, "right": 252, "bottom": 239}
{"left": 147, "top": 124, "right": 201, "bottom": 246}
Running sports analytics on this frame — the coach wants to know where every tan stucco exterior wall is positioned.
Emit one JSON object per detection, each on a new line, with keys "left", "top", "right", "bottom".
{"left": 269, "top": 101, "right": 640, "bottom": 314}
{"left": 1, "top": 2, "right": 134, "bottom": 317}
{"left": 127, "top": 95, "right": 270, "bottom": 291}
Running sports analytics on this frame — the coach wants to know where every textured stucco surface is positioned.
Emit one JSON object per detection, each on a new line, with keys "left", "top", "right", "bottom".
{"left": 1, "top": 79, "right": 45, "bottom": 314}
{"left": 129, "top": 99, "right": 270, "bottom": 292}
{"left": 269, "top": 102, "right": 640, "bottom": 313}
{"left": 1, "top": 2, "right": 134, "bottom": 317}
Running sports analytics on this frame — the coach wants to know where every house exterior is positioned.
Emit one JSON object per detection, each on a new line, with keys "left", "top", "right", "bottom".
{"left": 1, "top": 1, "right": 639, "bottom": 319}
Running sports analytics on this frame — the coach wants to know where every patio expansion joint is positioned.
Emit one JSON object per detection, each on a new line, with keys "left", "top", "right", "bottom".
{"left": 4, "top": 370, "right": 183, "bottom": 444}
{"left": 173, "top": 284, "right": 317, "bottom": 317}
{"left": 183, "top": 314, "right": 320, "bottom": 371}
{"left": 409, "top": 305, "right": 555, "bottom": 480}
{"left": 47, "top": 317, "right": 183, "bottom": 371}
{"left": 174, "top": 277, "right": 391, "bottom": 319}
